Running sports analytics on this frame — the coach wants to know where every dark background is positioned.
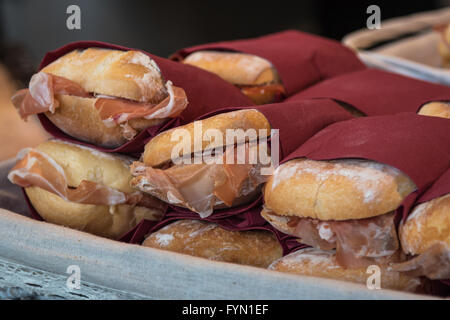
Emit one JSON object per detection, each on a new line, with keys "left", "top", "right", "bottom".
{"left": 0, "top": 0, "right": 448, "bottom": 84}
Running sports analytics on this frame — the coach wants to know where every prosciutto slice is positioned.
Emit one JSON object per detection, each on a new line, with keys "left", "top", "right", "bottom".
{"left": 263, "top": 209, "right": 399, "bottom": 268}
{"left": 391, "top": 242, "right": 450, "bottom": 280}
{"left": 8, "top": 147, "right": 165, "bottom": 210}
{"left": 95, "top": 81, "right": 188, "bottom": 125}
{"left": 11, "top": 72, "right": 188, "bottom": 125}
{"left": 130, "top": 143, "right": 268, "bottom": 217}
{"left": 12, "top": 72, "right": 91, "bottom": 120}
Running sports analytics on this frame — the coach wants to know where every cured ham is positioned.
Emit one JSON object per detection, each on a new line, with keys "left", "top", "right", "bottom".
{"left": 262, "top": 208, "right": 399, "bottom": 268}
{"left": 130, "top": 143, "right": 269, "bottom": 217}
{"left": 7, "top": 147, "right": 165, "bottom": 211}
{"left": 392, "top": 242, "right": 450, "bottom": 280}
{"left": 11, "top": 72, "right": 188, "bottom": 125}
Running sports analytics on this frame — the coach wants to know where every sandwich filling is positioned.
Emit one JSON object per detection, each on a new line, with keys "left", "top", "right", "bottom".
{"left": 391, "top": 242, "right": 450, "bottom": 280}
{"left": 262, "top": 208, "right": 399, "bottom": 268}
{"left": 130, "top": 142, "right": 270, "bottom": 217}
{"left": 11, "top": 72, "right": 188, "bottom": 139}
{"left": 8, "top": 147, "right": 166, "bottom": 212}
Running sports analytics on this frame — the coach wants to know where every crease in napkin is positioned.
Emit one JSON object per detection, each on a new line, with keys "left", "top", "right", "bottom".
{"left": 171, "top": 30, "right": 365, "bottom": 96}
{"left": 287, "top": 68, "right": 450, "bottom": 116}
{"left": 36, "top": 41, "right": 252, "bottom": 154}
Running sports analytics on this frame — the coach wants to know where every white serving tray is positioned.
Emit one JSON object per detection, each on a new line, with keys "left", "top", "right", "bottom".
{"left": 0, "top": 159, "right": 438, "bottom": 300}
{"left": 343, "top": 7, "right": 450, "bottom": 86}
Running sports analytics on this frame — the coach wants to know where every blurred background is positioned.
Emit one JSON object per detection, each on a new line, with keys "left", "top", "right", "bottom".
{"left": 0, "top": 0, "right": 448, "bottom": 160}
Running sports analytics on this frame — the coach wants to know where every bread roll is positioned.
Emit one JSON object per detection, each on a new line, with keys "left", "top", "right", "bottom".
{"left": 143, "top": 109, "right": 270, "bottom": 167}
{"left": 264, "top": 158, "right": 416, "bottom": 221}
{"left": 438, "top": 24, "right": 450, "bottom": 68}
{"left": 269, "top": 248, "right": 423, "bottom": 292}
{"left": 41, "top": 48, "right": 167, "bottom": 103}
{"left": 399, "top": 194, "right": 450, "bottom": 255}
{"left": 21, "top": 140, "right": 162, "bottom": 239}
{"left": 183, "top": 51, "right": 284, "bottom": 105}
{"left": 418, "top": 102, "right": 450, "bottom": 119}
{"left": 143, "top": 220, "right": 282, "bottom": 267}
{"left": 183, "top": 51, "right": 279, "bottom": 86}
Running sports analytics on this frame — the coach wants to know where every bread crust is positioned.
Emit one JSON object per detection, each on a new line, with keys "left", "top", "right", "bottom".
{"left": 42, "top": 48, "right": 167, "bottom": 103}
{"left": 183, "top": 51, "right": 280, "bottom": 86}
{"left": 36, "top": 139, "right": 134, "bottom": 191}
{"left": 400, "top": 194, "right": 450, "bottom": 255}
{"left": 418, "top": 102, "right": 450, "bottom": 119}
{"left": 143, "top": 220, "right": 282, "bottom": 267}
{"left": 26, "top": 186, "right": 160, "bottom": 239}
{"left": 268, "top": 248, "right": 422, "bottom": 292}
{"left": 143, "top": 109, "right": 271, "bottom": 167}
{"left": 438, "top": 26, "right": 450, "bottom": 68}
{"left": 45, "top": 95, "right": 165, "bottom": 148}
{"left": 264, "top": 158, "right": 416, "bottom": 221}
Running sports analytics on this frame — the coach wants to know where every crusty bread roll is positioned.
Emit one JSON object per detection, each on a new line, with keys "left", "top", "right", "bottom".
{"left": 417, "top": 102, "right": 450, "bottom": 119}
{"left": 183, "top": 51, "right": 279, "bottom": 86}
{"left": 42, "top": 48, "right": 167, "bottom": 103}
{"left": 183, "top": 51, "right": 284, "bottom": 105}
{"left": 438, "top": 24, "right": 450, "bottom": 68}
{"left": 143, "top": 109, "right": 270, "bottom": 167}
{"left": 264, "top": 158, "right": 416, "bottom": 221}
{"left": 22, "top": 140, "right": 162, "bottom": 239}
{"left": 46, "top": 95, "right": 164, "bottom": 147}
{"left": 268, "top": 248, "right": 423, "bottom": 292}
{"left": 399, "top": 194, "right": 450, "bottom": 255}
{"left": 143, "top": 220, "right": 282, "bottom": 267}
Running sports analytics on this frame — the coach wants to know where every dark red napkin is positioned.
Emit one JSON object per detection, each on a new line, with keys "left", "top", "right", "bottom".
{"left": 171, "top": 30, "right": 365, "bottom": 96}
{"left": 196, "top": 98, "right": 354, "bottom": 160}
{"left": 36, "top": 41, "right": 252, "bottom": 154}
{"left": 287, "top": 69, "right": 450, "bottom": 116}
{"left": 119, "top": 98, "right": 354, "bottom": 246}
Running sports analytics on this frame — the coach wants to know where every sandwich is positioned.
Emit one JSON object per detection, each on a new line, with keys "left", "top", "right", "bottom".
{"left": 143, "top": 219, "right": 282, "bottom": 267}
{"left": 268, "top": 247, "right": 423, "bottom": 292}
{"left": 11, "top": 48, "right": 188, "bottom": 148}
{"left": 393, "top": 193, "right": 449, "bottom": 280}
{"left": 182, "top": 51, "right": 285, "bottom": 105}
{"left": 8, "top": 139, "right": 166, "bottom": 239}
{"left": 130, "top": 109, "right": 272, "bottom": 217}
{"left": 262, "top": 158, "right": 417, "bottom": 268}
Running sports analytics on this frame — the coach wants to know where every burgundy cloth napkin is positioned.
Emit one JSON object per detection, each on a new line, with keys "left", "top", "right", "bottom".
{"left": 287, "top": 69, "right": 450, "bottom": 116}
{"left": 171, "top": 30, "right": 365, "bottom": 96}
{"left": 119, "top": 98, "right": 354, "bottom": 246}
{"left": 36, "top": 41, "right": 252, "bottom": 154}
